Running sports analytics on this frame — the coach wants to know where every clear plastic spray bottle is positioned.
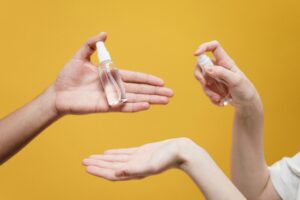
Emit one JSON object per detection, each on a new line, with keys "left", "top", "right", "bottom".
{"left": 197, "top": 54, "right": 231, "bottom": 106}
{"left": 96, "top": 41, "right": 127, "bottom": 106}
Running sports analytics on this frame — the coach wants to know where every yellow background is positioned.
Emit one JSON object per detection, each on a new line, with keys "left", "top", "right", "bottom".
{"left": 0, "top": 0, "right": 299, "bottom": 199}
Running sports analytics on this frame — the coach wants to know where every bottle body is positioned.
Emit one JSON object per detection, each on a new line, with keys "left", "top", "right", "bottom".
{"left": 197, "top": 55, "right": 231, "bottom": 106}
{"left": 99, "top": 60, "right": 127, "bottom": 106}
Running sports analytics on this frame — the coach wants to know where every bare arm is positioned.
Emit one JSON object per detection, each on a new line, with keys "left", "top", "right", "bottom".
{"left": 0, "top": 32, "right": 173, "bottom": 164}
{"left": 83, "top": 138, "right": 246, "bottom": 200}
{"left": 0, "top": 86, "right": 59, "bottom": 164}
{"left": 194, "top": 41, "right": 280, "bottom": 199}
{"left": 180, "top": 139, "right": 246, "bottom": 200}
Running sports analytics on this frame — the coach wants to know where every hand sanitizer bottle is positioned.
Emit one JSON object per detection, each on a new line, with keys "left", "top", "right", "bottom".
{"left": 197, "top": 54, "right": 231, "bottom": 106}
{"left": 96, "top": 41, "right": 127, "bottom": 106}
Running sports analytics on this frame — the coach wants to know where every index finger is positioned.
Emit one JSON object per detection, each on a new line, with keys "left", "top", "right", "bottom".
{"left": 194, "top": 40, "right": 234, "bottom": 65}
{"left": 120, "top": 70, "right": 165, "bottom": 86}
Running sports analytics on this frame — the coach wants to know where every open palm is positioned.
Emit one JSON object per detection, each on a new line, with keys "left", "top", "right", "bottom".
{"left": 82, "top": 138, "right": 183, "bottom": 181}
{"left": 54, "top": 33, "right": 173, "bottom": 115}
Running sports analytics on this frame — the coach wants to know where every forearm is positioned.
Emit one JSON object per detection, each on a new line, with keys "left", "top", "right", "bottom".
{"left": 0, "top": 85, "right": 60, "bottom": 164}
{"left": 179, "top": 140, "right": 246, "bottom": 200}
{"left": 231, "top": 95, "right": 269, "bottom": 199}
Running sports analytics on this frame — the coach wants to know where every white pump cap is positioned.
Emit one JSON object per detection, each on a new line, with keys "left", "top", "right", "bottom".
{"left": 197, "top": 54, "right": 214, "bottom": 67}
{"left": 96, "top": 41, "right": 111, "bottom": 63}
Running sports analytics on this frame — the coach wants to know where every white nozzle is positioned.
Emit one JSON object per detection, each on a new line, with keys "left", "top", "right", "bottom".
{"left": 96, "top": 41, "right": 111, "bottom": 63}
{"left": 197, "top": 54, "right": 214, "bottom": 68}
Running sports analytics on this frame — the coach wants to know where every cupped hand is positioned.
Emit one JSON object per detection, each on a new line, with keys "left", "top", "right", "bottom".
{"left": 53, "top": 33, "right": 173, "bottom": 115}
{"left": 194, "top": 40, "right": 260, "bottom": 109}
{"left": 82, "top": 138, "right": 191, "bottom": 181}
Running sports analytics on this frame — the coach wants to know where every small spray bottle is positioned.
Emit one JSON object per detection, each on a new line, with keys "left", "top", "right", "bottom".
{"left": 197, "top": 54, "right": 231, "bottom": 106}
{"left": 96, "top": 41, "right": 127, "bottom": 106}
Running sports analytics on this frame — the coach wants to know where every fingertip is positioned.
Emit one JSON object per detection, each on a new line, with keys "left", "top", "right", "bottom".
{"left": 143, "top": 102, "right": 151, "bottom": 110}
{"left": 212, "top": 95, "right": 221, "bottom": 102}
{"left": 152, "top": 76, "right": 165, "bottom": 86}
{"left": 82, "top": 159, "right": 89, "bottom": 166}
{"left": 149, "top": 76, "right": 165, "bottom": 86}
{"left": 157, "top": 79, "right": 165, "bottom": 86}
{"left": 164, "top": 88, "right": 174, "bottom": 97}
{"left": 159, "top": 96, "right": 170, "bottom": 105}
{"left": 134, "top": 102, "right": 150, "bottom": 112}
{"left": 86, "top": 166, "right": 96, "bottom": 174}
{"left": 194, "top": 51, "right": 201, "bottom": 56}
{"left": 218, "top": 102, "right": 225, "bottom": 107}
{"left": 89, "top": 154, "right": 100, "bottom": 159}
{"left": 98, "top": 32, "right": 107, "bottom": 41}
{"left": 194, "top": 47, "right": 204, "bottom": 56}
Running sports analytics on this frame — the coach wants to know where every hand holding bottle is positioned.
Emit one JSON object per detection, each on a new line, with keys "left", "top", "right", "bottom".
{"left": 194, "top": 40, "right": 261, "bottom": 111}
{"left": 54, "top": 32, "right": 173, "bottom": 115}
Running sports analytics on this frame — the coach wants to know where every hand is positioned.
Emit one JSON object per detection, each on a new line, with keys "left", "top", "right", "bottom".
{"left": 82, "top": 138, "right": 197, "bottom": 181}
{"left": 194, "top": 40, "right": 261, "bottom": 110}
{"left": 82, "top": 138, "right": 246, "bottom": 199}
{"left": 52, "top": 32, "right": 173, "bottom": 115}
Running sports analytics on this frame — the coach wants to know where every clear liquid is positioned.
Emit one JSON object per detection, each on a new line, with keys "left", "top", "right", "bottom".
{"left": 99, "top": 61, "right": 127, "bottom": 107}
{"left": 201, "top": 67, "right": 231, "bottom": 106}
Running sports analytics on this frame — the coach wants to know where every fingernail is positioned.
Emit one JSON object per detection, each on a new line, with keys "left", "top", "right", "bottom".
{"left": 82, "top": 159, "right": 89, "bottom": 165}
{"left": 166, "top": 88, "right": 174, "bottom": 96}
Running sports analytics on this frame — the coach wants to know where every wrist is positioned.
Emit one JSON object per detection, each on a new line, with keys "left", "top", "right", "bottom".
{"left": 175, "top": 138, "right": 208, "bottom": 172}
{"left": 38, "top": 85, "right": 61, "bottom": 120}
{"left": 234, "top": 93, "right": 264, "bottom": 118}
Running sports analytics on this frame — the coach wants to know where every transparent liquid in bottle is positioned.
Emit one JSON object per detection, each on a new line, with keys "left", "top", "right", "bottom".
{"left": 99, "top": 61, "right": 127, "bottom": 107}
{"left": 203, "top": 69, "right": 231, "bottom": 105}
{"left": 197, "top": 55, "right": 231, "bottom": 106}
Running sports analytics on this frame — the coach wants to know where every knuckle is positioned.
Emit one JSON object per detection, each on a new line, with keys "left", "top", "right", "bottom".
{"left": 218, "top": 60, "right": 229, "bottom": 67}
{"left": 213, "top": 68, "right": 222, "bottom": 76}
{"left": 212, "top": 40, "right": 220, "bottom": 45}
{"left": 219, "top": 60, "right": 235, "bottom": 69}
{"left": 153, "top": 86, "right": 158, "bottom": 95}
{"left": 178, "top": 137, "right": 193, "bottom": 143}
{"left": 176, "top": 137, "right": 194, "bottom": 147}
{"left": 232, "top": 74, "right": 243, "bottom": 87}
{"left": 147, "top": 95, "right": 152, "bottom": 103}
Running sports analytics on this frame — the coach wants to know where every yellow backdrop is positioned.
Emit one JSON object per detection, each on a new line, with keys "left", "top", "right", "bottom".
{"left": 0, "top": 0, "right": 299, "bottom": 199}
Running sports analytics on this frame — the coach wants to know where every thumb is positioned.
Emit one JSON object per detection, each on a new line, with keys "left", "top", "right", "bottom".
{"left": 74, "top": 32, "right": 107, "bottom": 60}
{"left": 206, "top": 66, "right": 240, "bottom": 87}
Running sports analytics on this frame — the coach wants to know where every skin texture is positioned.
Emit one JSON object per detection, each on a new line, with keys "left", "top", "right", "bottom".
{"left": 0, "top": 32, "right": 173, "bottom": 164}
{"left": 83, "top": 138, "right": 246, "bottom": 200}
{"left": 194, "top": 41, "right": 281, "bottom": 200}
{"left": 83, "top": 40, "right": 283, "bottom": 199}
